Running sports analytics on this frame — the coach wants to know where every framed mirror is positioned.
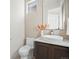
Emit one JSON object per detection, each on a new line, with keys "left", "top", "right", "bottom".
{"left": 25, "top": 0, "right": 69, "bottom": 37}
{"left": 42, "top": 0, "right": 69, "bottom": 36}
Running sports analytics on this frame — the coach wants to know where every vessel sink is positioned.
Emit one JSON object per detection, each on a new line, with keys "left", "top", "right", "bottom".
{"left": 41, "top": 35, "right": 63, "bottom": 41}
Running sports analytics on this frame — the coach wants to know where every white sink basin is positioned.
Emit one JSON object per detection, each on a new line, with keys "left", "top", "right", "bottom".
{"left": 41, "top": 35, "right": 63, "bottom": 41}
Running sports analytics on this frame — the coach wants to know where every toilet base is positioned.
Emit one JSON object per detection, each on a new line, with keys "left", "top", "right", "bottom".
{"left": 21, "top": 56, "right": 28, "bottom": 59}
{"left": 20, "top": 50, "right": 33, "bottom": 59}
{"left": 21, "top": 55, "right": 33, "bottom": 59}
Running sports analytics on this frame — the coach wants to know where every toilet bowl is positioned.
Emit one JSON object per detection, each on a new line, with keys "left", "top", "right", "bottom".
{"left": 18, "top": 38, "right": 35, "bottom": 59}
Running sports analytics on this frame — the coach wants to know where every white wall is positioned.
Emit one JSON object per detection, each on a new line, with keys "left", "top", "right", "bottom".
{"left": 10, "top": 0, "right": 25, "bottom": 59}
{"left": 25, "top": 0, "right": 42, "bottom": 38}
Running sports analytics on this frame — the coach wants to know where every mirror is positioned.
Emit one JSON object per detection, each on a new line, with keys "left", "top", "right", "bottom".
{"left": 43, "top": 0, "right": 69, "bottom": 36}
{"left": 25, "top": 0, "right": 69, "bottom": 37}
{"left": 43, "top": 0, "right": 64, "bottom": 29}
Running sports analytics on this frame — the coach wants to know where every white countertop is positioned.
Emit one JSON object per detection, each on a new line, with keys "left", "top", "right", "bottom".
{"left": 35, "top": 37, "right": 69, "bottom": 47}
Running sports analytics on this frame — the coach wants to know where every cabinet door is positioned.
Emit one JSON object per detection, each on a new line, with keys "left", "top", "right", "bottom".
{"left": 54, "top": 46, "right": 69, "bottom": 59}
{"left": 49, "top": 45, "right": 54, "bottom": 59}
{"left": 34, "top": 42, "right": 49, "bottom": 59}
{"left": 36, "top": 45, "right": 48, "bottom": 59}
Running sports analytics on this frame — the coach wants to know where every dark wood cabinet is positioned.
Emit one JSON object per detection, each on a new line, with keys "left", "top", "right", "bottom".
{"left": 54, "top": 45, "right": 69, "bottom": 59}
{"left": 34, "top": 41, "right": 69, "bottom": 59}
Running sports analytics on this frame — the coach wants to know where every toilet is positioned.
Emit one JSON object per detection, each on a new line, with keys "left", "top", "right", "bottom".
{"left": 18, "top": 37, "right": 35, "bottom": 59}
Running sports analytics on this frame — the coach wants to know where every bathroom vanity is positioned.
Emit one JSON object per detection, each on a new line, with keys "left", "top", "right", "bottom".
{"left": 34, "top": 37, "right": 69, "bottom": 59}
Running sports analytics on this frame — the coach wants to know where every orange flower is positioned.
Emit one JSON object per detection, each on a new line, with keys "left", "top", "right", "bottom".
{"left": 37, "top": 24, "right": 47, "bottom": 31}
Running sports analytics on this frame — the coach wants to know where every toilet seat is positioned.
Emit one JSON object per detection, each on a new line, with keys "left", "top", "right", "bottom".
{"left": 19, "top": 45, "right": 31, "bottom": 56}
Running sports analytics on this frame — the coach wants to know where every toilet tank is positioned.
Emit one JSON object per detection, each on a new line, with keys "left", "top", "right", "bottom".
{"left": 26, "top": 37, "right": 35, "bottom": 48}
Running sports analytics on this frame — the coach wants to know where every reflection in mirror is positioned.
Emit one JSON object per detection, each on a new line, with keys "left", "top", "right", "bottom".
{"left": 43, "top": 0, "right": 64, "bottom": 30}
{"left": 47, "top": 7, "right": 62, "bottom": 29}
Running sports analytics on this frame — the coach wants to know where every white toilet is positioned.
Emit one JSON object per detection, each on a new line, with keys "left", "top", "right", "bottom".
{"left": 18, "top": 38, "right": 35, "bottom": 59}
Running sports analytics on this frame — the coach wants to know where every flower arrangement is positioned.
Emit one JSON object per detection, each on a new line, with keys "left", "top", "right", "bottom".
{"left": 36, "top": 24, "right": 47, "bottom": 36}
{"left": 37, "top": 24, "right": 47, "bottom": 31}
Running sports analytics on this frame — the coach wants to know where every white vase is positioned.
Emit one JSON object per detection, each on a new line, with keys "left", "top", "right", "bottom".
{"left": 41, "top": 30, "right": 44, "bottom": 36}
